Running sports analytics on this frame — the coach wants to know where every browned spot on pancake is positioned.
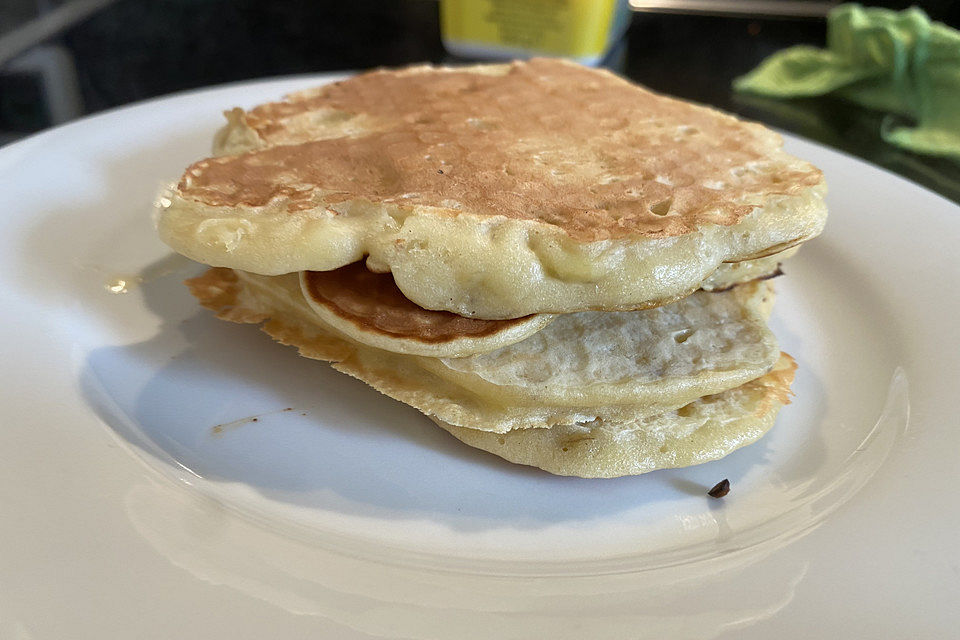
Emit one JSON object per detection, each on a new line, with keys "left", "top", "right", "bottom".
{"left": 177, "top": 58, "right": 823, "bottom": 242}
{"left": 303, "top": 262, "right": 533, "bottom": 343}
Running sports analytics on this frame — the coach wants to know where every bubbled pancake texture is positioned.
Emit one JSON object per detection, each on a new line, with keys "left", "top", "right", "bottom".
{"left": 180, "top": 58, "right": 823, "bottom": 242}
{"left": 434, "top": 286, "right": 774, "bottom": 390}
{"left": 434, "top": 354, "right": 797, "bottom": 478}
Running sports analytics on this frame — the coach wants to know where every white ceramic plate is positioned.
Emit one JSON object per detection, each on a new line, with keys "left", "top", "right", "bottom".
{"left": 2, "top": 74, "right": 958, "bottom": 639}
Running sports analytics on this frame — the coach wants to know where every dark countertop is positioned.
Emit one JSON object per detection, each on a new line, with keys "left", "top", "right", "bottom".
{"left": 3, "top": 0, "right": 959, "bottom": 201}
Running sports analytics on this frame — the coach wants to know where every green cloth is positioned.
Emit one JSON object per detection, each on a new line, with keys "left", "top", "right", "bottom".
{"left": 734, "top": 4, "right": 960, "bottom": 161}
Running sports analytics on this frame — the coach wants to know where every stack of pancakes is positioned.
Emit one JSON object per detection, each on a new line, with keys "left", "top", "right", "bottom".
{"left": 157, "top": 59, "right": 827, "bottom": 478}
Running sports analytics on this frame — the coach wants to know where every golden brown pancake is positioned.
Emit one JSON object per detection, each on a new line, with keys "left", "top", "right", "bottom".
{"left": 158, "top": 58, "right": 827, "bottom": 319}
{"left": 299, "top": 263, "right": 554, "bottom": 357}
{"left": 160, "top": 60, "right": 817, "bottom": 477}
{"left": 190, "top": 59, "right": 820, "bottom": 241}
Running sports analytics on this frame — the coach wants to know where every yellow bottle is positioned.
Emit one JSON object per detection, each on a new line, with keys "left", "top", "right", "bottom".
{"left": 440, "top": 0, "right": 630, "bottom": 66}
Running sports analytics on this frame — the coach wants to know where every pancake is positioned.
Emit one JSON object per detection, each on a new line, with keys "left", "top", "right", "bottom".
{"left": 432, "top": 354, "right": 796, "bottom": 478}
{"left": 186, "top": 268, "right": 779, "bottom": 433}
{"left": 299, "top": 263, "right": 554, "bottom": 357}
{"left": 159, "top": 58, "right": 827, "bottom": 319}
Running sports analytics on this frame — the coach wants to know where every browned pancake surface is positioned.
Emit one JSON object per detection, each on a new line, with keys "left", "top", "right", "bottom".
{"left": 177, "top": 58, "right": 822, "bottom": 242}
{"left": 303, "top": 263, "right": 533, "bottom": 343}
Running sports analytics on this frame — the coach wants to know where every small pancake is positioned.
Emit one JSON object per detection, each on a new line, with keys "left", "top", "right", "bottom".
{"left": 160, "top": 58, "right": 827, "bottom": 319}
{"left": 432, "top": 354, "right": 796, "bottom": 478}
{"left": 299, "top": 263, "right": 554, "bottom": 357}
{"left": 186, "top": 268, "right": 779, "bottom": 433}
